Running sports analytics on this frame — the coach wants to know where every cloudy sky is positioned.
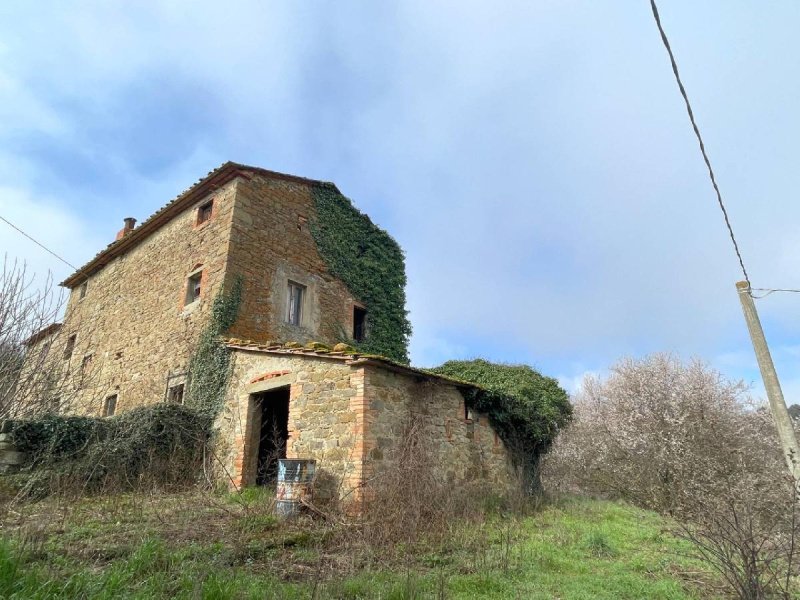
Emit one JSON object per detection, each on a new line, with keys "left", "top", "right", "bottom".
{"left": 1, "top": 1, "right": 799, "bottom": 397}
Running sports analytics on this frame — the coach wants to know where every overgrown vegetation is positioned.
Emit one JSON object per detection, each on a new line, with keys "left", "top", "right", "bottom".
{"left": 185, "top": 276, "right": 243, "bottom": 418}
{"left": 430, "top": 359, "right": 572, "bottom": 495}
{"left": 310, "top": 183, "right": 412, "bottom": 363}
{"left": 0, "top": 490, "right": 723, "bottom": 599}
{"left": 543, "top": 354, "right": 799, "bottom": 599}
{"left": 7, "top": 404, "right": 210, "bottom": 498}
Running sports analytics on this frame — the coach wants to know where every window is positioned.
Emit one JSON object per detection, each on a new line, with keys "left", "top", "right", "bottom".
{"left": 353, "top": 306, "right": 367, "bottom": 342}
{"left": 81, "top": 354, "right": 93, "bottom": 371}
{"left": 185, "top": 270, "right": 203, "bottom": 305}
{"left": 286, "top": 281, "right": 305, "bottom": 326}
{"left": 463, "top": 402, "right": 475, "bottom": 422}
{"left": 50, "top": 397, "right": 61, "bottom": 414}
{"left": 197, "top": 200, "right": 213, "bottom": 225}
{"left": 167, "top": 383, "right": 185, "bottom": 404}
{"left": 79, "top": 281, "right": 88, "bottom": 299}
{"left": 63, "top": 334, "right": 76, "bottom": 360}
{"left": 103, "top": 394, "right": 117, "bottom": 417}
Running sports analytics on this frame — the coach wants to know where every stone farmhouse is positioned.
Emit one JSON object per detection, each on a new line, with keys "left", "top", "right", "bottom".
{"left": 26, "top": 163, "right": 513, "bottom": 499}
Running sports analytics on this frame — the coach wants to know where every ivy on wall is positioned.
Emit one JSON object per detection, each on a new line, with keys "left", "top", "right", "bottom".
{"left": 9, "top": 404, "right": 210, "bottom": 497}
{"left": 186, "top": 276, "right": 244, "bottom": 418}
{"left": 310, "top": 183, "right": 412, "bottom": 364}
{"left": 430, "top": 359, "right": 572, "bottom": 494}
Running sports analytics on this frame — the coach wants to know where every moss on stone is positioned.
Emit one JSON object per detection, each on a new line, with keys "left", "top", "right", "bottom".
{"left": 304, "top": 341, "right": 331, "bottom": 352}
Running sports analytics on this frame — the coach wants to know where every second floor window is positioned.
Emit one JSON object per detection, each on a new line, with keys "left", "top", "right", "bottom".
{"left": 185, "top": 270, "right": 203, "bottom": 305}
{"left": 197, "top": 200, "right": 213, "bottom": 225}
{"left": 286, "top": 281, "right": 305, "bottom": 326}
{"left": 353, "top": 306, "right": 367, "bottom": 342}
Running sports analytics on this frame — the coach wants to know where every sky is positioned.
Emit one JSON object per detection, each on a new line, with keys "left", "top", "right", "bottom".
{"left": 1, "top": 1, "right": 799, "bottom": 399}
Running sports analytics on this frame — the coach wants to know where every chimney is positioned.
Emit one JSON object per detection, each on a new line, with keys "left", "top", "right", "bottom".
{"left": 115, "top": 217, "right": 137, "bottom": 241}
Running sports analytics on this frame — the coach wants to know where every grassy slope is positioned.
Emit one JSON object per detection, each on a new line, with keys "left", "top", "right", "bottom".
{"left": 0, "top": 492, "right": 721, "bottom": 599}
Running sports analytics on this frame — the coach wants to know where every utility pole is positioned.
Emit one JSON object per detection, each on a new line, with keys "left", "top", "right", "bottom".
{"left": 736, "top": 281, "right": 800, "bottom": 483}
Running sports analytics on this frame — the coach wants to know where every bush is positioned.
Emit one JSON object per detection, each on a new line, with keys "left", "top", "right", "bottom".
{"left": 11, "top": 415, "right": 107, "bottom": 461}
{"left": 8, "top": 404, "right": 211, "bottom": 497}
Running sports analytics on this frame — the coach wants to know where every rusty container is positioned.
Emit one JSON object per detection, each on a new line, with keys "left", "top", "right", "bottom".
{"left": 275, "top": 459, "right": 316, "bottom": 519}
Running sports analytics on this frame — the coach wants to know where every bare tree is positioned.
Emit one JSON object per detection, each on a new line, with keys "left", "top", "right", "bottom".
{"left": 0, "top": 256, "right": 99, "bottom": 419}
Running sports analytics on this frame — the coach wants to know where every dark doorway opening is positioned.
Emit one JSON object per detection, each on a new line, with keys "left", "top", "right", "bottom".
{"left": 254, "top": 386, "right": 290, "bottom": 486}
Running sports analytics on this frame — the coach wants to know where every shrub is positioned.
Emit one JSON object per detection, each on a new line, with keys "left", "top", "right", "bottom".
{"left": 8, "top": 403, "right": 211, "bottom": 497}
{"left": 429, "top": 359, "right": 572, "bottom": 494}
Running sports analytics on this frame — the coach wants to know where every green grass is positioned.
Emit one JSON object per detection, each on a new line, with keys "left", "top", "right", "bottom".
{"left": 0, "top": 493, "right": 722, "bottom": 599}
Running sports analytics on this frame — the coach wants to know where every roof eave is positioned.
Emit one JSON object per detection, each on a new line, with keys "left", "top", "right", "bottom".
{"left": 60, "top": 162, "right": 246, "bottom": 288}
{"left": 59, "top": 162, "right": 342, "bottom": 289}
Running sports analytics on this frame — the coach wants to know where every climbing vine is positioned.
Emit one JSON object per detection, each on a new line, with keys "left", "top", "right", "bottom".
{"left": 9, "top": 404, "right": 210, "bottom": 497}
{"left": 310, "top": 183, "right": 412, "bottom": 364}
{"left": 429, "top": 359, "right": 572, "bottom": 494}
{"left": 185, "top": 276, "right": 244, "bottom": 418}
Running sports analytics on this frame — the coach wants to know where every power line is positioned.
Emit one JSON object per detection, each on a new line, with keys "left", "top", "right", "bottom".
{"left": 649, "top": 0, "right": 750, "bottom": 285}
{"left": 750, "top": 288, "right": 800, "bottom": 299}
{"left": 0, "top": 214, "right": 79, "bottom": 271}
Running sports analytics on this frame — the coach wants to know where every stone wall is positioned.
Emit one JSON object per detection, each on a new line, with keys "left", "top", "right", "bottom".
{"left": 219, "top": 349, "right": 514, "bottom": 503}
{"left": 225, "top": 175, "right": 358, "bottom": 345}
{"left": 48, "top": 179, "right": 239, "bottom": 415}
{"left": 361, "top": 366, "right": 514, "bottom": 494}
{"left": 27, "top": 169, "right": 367, "bottom": 419}
{"left": 219, "top": 349, "right": 360, "bottom": 499}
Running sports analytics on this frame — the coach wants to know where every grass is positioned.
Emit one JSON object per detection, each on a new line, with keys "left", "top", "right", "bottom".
{"left": 0, "top": 489, "right": 724, "bottom": 599}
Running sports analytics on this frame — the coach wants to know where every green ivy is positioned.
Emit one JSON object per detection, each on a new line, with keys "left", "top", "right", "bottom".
{"left": 9, "top": 404, "right": 210, "bottom": 497}
{"left": 185, "top": 276, "right": 243, "bottom": 418}
{"left": 310, "top": 183, "right": 412, "bottom": 364}
{"left": 429, "top": 359, "right": 572, "bottom": 494}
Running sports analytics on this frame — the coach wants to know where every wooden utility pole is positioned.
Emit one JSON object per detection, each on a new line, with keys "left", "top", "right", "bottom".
{"left": 736, "top": 281, "right": 800, "bottom": 483}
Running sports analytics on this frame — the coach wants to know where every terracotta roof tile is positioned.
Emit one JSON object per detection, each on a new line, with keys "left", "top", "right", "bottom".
{"left": 223, "top": 338, "right": 481, "bottom": 390}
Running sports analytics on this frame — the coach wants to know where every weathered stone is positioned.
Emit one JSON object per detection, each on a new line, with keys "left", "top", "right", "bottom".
{"left": 22, "top": 170, "right": 365, "bottom": 416}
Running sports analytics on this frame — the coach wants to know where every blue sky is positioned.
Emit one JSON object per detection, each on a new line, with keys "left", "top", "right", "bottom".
{"left": 1, "top": 1, "right": 799, "bottom": 398}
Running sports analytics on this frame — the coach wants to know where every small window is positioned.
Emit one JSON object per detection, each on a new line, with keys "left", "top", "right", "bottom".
{"left": 167, "top": 383, "right": 185, "bottom": 404}
{"left": 185, "top": 271, "right": 203, "bottom": 305}
{"left": 286, "top": 281, "right": 305, "bottom": 326}
{"left": 63, "top": 334, "right": 77, "bottom": 360}
{"left": 197, "top": 200, "right": 213, "bottom": 225}
{"left": 103, "top": 394, "right": 117, "bottom": 417}
{"left": 81, "top": 354, "right": 93, "bottom": 371}
{"left": 50, "top": 397, "right": 61, "bottom": 414}
{"left": 353, "top": 306, "right": 367, "bottom": 342}
{"left": 79, "top": 281, "right": 88, "bottom": 299}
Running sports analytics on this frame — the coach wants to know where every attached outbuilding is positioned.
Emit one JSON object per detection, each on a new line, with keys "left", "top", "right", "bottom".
{"left": 218, "top": 341, "right": 515, "bottom": 503}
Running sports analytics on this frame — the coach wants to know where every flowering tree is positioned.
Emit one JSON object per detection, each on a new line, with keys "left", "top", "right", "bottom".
{"left": 543, "top": 354, "right": 797, "bottom": 598}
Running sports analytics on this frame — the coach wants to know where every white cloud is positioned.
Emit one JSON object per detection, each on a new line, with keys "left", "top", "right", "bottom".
{"left": 0, "top": 1, "right": 799, "bottom": 381}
